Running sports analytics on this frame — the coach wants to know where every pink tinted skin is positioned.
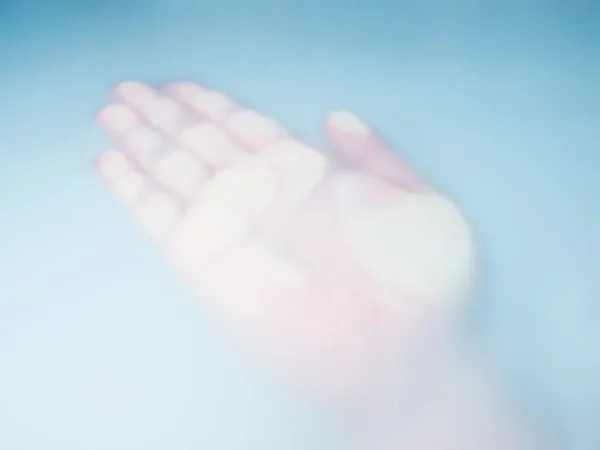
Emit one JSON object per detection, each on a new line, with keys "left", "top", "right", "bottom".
{"left": 322, "top": 111, "right": 431, "bottom": 192}
{"left": 94, "top": 80, "right": 555, "bottom": 450}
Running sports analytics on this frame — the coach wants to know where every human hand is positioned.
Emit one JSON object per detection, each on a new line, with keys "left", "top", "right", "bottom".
{"left": 94, "top": 80, "right": 477, "bottom": 409}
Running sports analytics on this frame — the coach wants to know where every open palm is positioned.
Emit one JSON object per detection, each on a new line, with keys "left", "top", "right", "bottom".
{"left": 95, "top": 80, "right": 477, "bottom": 408}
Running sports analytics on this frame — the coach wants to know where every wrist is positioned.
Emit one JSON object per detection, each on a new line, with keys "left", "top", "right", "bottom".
{"left": 347, "top": 333, "right": 559, "bottom": 450}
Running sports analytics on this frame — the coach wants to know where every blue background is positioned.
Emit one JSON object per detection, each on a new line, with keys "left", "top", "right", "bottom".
{"left": 0, "top": 0, "right": 598, "bottom": 448}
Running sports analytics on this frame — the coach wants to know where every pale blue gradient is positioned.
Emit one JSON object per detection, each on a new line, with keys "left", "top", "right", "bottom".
{"left": 0, "top": 0, "right": 599, "bottom": 449}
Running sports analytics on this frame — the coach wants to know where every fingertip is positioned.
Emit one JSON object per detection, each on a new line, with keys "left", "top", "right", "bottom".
{"left": 112, "top": 80, "right": 157, "bottom": 106}
{"left": 95, "top": 149, "right": 130, "bottom": 181}
{"left": 160, "top": 79, "right": 207, "bottom": 98}
{"left": 96, "top": 103, "right": 139, "bottom": 132}
{"left": 324, "top": 110, "right": 430, "bottom": 191}
{"left": 327, "top": 110, "right": 372, "bottom": 135}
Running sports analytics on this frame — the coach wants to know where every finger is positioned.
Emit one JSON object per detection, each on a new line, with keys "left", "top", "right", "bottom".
{"left": 159, "top": 136, "right": 330, "bottom": 280}
{"left": 94, "top": 148, "right": 146, "bottom": 205}
{"left": 95, "top": 146, "right": 282, "bottom": 272}
{"left": 103, "top": 83, "right": 331, "bottom": 208}
{"left": 109, "top": 81, "right": 198, "bottom": 137}
{"left": 103, "top": 81, "right": 241, "bottom": 170}
{"left": 249, "top": 138, "right": 330, "bottom": 207}
{"left": 95, "top": 142, "right": 355, "bottom": 371}
{"left": 324, "top": 110, "right": 430, "bottom": 191}
{"left": 164, "top": 160, "right": 282, "bottom": 278}
{"left": 110, "top": 80, "right": 288, "bottom": 169}
{"left": 97, "top": 104, "right": 209, "bottom": 199}
{"left": 259, "top": 161, "right": 477, "bottom": 317}
{"left": 96, "top": 102, "right": 168, "bottom": 168}
{"left": 160, "top": 80, "right": 289, "bottom": 152}
{"left": 95, "top": 149, "right": 184, "bottom": 244}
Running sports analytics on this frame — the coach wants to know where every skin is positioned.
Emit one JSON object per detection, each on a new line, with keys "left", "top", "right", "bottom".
{"left": 94, "top": 79, "right": 557, "bottom": 450}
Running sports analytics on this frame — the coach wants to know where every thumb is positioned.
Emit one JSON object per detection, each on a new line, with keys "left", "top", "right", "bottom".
{"left": 324, "top": 110, "right": 429, "bottom": 191}
{"left": 330, "top": 171, "right": 477, "bottom": 306}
